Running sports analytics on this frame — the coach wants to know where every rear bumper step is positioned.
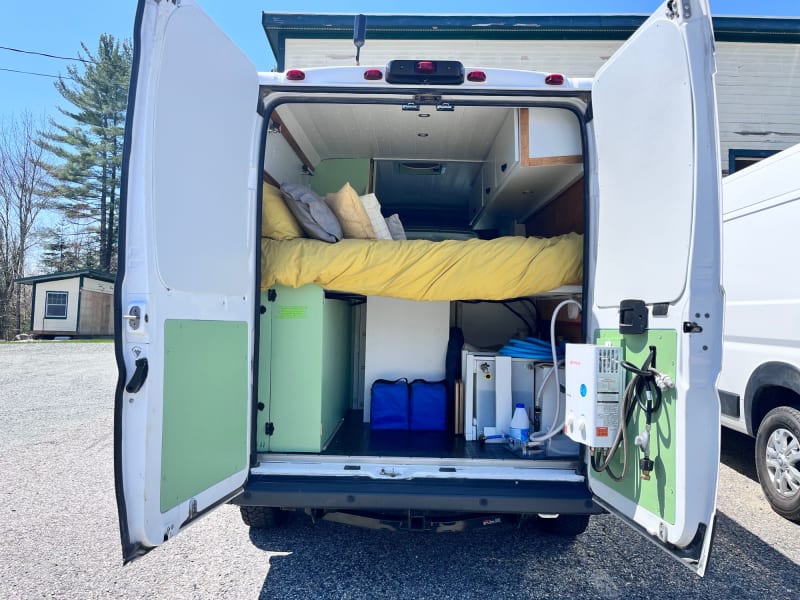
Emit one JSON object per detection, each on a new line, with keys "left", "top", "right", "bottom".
{"left": 234, "top": 475, "right": 601, "bottom": 515}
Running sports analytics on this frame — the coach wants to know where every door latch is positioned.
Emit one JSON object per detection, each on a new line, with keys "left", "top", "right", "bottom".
{"left": 123, "top": 306, "right": 142, "bottom": 330}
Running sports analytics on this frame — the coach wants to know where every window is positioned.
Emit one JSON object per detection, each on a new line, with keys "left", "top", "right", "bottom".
{"left": 45, "top": 291, "right": 68, "bottom": 319}
{"left": 728, "top": 149, "right": 777, "bottom": 175}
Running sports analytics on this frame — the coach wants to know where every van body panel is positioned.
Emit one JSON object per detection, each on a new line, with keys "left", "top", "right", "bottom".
{"left": 719, "top": 144, "right": 800, "bottom": 436}
{"left": 115, "top": 0, "right": 260, "bottom": 561}
{"left": 586, "top": 0, "right": 721, "bottom": 575}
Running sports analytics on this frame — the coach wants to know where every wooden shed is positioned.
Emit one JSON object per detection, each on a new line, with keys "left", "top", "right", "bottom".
{"left": 16, "top": 270, "right": 115, "bottom": 338}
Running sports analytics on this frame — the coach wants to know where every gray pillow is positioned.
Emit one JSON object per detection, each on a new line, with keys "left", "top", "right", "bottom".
{"left": 385, "top": 214, "right": 407, "bottom": 240}
{"left": 280, "top": 183, "right": 343, "bottom": 242}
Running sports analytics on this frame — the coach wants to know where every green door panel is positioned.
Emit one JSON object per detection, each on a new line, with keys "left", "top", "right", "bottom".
{"left": 161, "top": 319, "right": 248, "bottom": 513}
{"left": 268, "top": 285, "right": 325, "bottom": 452}
{"left": 256, "top": 294, "right": 272, "bottom": 452}
{"left": 594, "top": 329, "right": 677, "bottom": 524}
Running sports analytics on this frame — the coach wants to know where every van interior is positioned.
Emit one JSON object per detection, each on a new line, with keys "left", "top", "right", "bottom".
{"left": 256, "top": 98, "right": 587, "bottom": 469}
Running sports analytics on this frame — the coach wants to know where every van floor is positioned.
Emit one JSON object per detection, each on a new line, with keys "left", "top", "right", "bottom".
{"left": 322, "top": 410, "right": 522, "bottom": 460}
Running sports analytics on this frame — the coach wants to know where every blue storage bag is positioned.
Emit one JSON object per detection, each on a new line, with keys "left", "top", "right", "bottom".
{"left": 410, "top": 379, "right": 447, "bottom": 431}
{"left": 371, "top": 378, "right": 409, "bottom": 430}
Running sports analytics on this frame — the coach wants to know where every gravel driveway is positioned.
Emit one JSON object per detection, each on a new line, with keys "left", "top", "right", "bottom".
{"left": 0, "top": 342, "right": 798, "bottom": 599}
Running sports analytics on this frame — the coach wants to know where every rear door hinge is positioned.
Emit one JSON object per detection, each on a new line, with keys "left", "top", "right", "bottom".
{"left": 265, "top": 422, "right": 275, "bottom": 436}
{"left": 188, "top": 498, "right": 198, "bottom": 520}
{"left": 267, "top": 289, "right": 277, "bottom": 302}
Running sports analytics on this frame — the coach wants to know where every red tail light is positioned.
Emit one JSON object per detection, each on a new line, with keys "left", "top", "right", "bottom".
{"left": 363, "top": 69, "right": 383, "bottom": 80}
{"left": 467, "top": 70, "right": 487, "bottom": 82}
{"left": 545, "top": 73, "right": 564, "bottom": 85}
{"left": 286, "top": 69, "right": 305, "bottom": 81}
{"left": 416, "top": 61, "right": 436, "bottom": 74}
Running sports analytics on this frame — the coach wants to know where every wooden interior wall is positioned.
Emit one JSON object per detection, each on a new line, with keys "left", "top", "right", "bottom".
{"left": 524, "top": 177, "right": 584, "bottom": 237}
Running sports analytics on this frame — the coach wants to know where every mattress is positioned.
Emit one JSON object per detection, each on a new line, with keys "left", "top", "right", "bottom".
{"left": 260, "top": 233, "right": 583, "bottom": 301}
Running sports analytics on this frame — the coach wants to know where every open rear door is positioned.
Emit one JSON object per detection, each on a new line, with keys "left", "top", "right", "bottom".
{"left": 114, "top": 0, "right": 261, "bottom": 562}
{"left": 586, "top": 0, "right": 722, "bottom": 575}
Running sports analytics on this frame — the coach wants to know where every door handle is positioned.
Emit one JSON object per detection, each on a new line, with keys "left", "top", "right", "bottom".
{"left": 126, "top": 358, "right": 149, "bottom": 393}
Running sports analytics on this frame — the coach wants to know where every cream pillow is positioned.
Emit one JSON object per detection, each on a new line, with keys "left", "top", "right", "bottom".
{"left": 261, "top": 182, "right": 304, "bottom": 240}
{"left": 325, "top": 183, "right": 376, "bottom": 239}
{"left": 359, "top": 193, "right": 393, "bottom": 240}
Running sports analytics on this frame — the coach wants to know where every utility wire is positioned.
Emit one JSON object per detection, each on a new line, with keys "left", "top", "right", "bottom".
{"left": 0, "top": 66, "right": 65, "bottom": 79}
{"left": 0, "top": 45, "right": 89, "bottom": 63}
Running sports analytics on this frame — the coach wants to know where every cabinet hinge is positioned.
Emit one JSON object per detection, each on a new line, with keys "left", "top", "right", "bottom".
{"left": 267, "top": 289, "right": 277, "bottom": 302}
{"left": 265, "top": 422, "right": 275, "bottom": 436}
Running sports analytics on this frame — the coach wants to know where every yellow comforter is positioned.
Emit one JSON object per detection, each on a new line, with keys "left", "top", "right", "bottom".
{"left": 261, "top": 233, "right": 583, "bottom": 301}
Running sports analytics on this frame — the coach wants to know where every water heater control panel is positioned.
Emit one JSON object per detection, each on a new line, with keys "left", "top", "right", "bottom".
{"left": 564, "top": 344, "right": 624, "bottom": 448}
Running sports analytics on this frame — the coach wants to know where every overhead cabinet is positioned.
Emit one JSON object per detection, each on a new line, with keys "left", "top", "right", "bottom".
{"left": 471, "top": 108, "right": 583, "bottom": 229}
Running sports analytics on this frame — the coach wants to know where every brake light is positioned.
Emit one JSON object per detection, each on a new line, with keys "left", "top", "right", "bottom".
{"left": 416, "top": 61, "right": 436, "bottom": 74}
{"left": 545, "top": 73, "right": 564, "bottom": 85}
{"left": 286, "top": 69, "right": 305, "bottom": 81}
{"left": 363, "top": 69, "right": 383, "bottom": 81}
{"left": 467, "top": 70, "right": 486, "bottom": 82}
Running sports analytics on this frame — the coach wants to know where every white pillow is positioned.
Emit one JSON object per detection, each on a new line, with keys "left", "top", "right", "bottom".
{"left": 359, "top": 193, "right": 392, "bottom": 240}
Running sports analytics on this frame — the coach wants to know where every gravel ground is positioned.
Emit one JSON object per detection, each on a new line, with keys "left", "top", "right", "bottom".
{"left": 0, "top": 342, "right": 798, "bottom": 599}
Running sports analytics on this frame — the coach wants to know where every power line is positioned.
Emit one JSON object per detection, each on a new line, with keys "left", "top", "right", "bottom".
{"left": 0, "top": 45, "right": 89, "bottom": 63}
{"left": 0, "top": 66, "right": 64, "bottom": 79}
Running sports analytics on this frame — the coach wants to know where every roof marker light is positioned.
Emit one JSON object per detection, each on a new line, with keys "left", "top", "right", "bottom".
{"left": 467, "top": 70, "right": 486, "bottom": 82}
{"left": 364, "top": 69, "right": 383, "bottom": 80}
{"left": 416, "top": 61, "right": 436, "bottom": 74}
{"left": 545, "top": 73, "right": 565, "bottom": 86}
{"left": 286, "top": 69, "right": 306, "bottom": 81}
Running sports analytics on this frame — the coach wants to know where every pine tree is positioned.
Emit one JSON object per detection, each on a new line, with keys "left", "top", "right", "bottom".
{"left": 38, "top": 221, "right": 95, "bottom": 273}
{"left": 39, "top": 34, "right": 132, "bottom": 273}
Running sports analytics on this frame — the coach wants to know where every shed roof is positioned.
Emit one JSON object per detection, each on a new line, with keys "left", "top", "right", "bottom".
{"left": 262, "top": 13, "right": 800, "bottom": 70}
{"left": 16, "top": 269, "right": 116, "bottom": 285}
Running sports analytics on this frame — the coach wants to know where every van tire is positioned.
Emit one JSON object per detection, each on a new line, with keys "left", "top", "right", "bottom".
{"left": 755, "top": 406, "right": 800, "bottom": 522}
{"left": 239, "top": 506, "right": 283, "bottom": 529}
{"left": 538, "top": 514, "right": 591, "bottom": 536}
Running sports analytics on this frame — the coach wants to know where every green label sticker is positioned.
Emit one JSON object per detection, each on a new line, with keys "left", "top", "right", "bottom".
{"left": 278, "top": 305, "right": 308, "bottom": 319}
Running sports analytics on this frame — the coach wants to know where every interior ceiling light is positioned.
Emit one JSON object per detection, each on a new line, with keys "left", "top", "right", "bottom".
{"left": 418, "top": 113, "right": 431, "bottom": 118}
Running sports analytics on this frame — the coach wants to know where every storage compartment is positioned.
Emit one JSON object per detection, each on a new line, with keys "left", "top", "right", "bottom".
{"left": 257, "top": 284, "right": 353, "bottom": 453}
{"left": 257, "top": 100, "right": 586, "bottom": 463}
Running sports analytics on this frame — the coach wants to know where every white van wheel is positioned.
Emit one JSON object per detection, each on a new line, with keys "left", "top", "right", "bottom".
{"left": 239, "top": 506, "right": 283, "bottom": 528}
{"left": 755, "top": 406, "right": 800, "bottom": 522}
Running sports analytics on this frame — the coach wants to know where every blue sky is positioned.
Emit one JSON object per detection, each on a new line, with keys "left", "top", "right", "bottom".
{"left": 1, "top": 0, "right": 798, "bottom": 121}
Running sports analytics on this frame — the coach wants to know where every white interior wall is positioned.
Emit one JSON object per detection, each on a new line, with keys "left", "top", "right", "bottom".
{"left": 363, "top": 296, "right": 449, "bottom": 422}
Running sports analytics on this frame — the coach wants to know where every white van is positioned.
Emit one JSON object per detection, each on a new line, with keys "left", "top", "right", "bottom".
{"left": 114, "top": 0, "right": 723, "bottom": 575}
{"left": 718, "top": 143, "right": 800, "bottom": 522}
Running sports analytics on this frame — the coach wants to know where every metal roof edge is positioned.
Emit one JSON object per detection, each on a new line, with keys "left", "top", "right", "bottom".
{"left": 16, "top": 269, "right": 116, "bottom": 285}
{"left": 262, "top": 13, "right": 800, "bottom": 65}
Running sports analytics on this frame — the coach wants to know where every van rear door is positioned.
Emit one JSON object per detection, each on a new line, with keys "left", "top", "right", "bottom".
{"left": 114, "top": 0, "right": 261, "bottom": 562}
{"left": 587, "top": 0, "right": 722, "bottom": 575}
